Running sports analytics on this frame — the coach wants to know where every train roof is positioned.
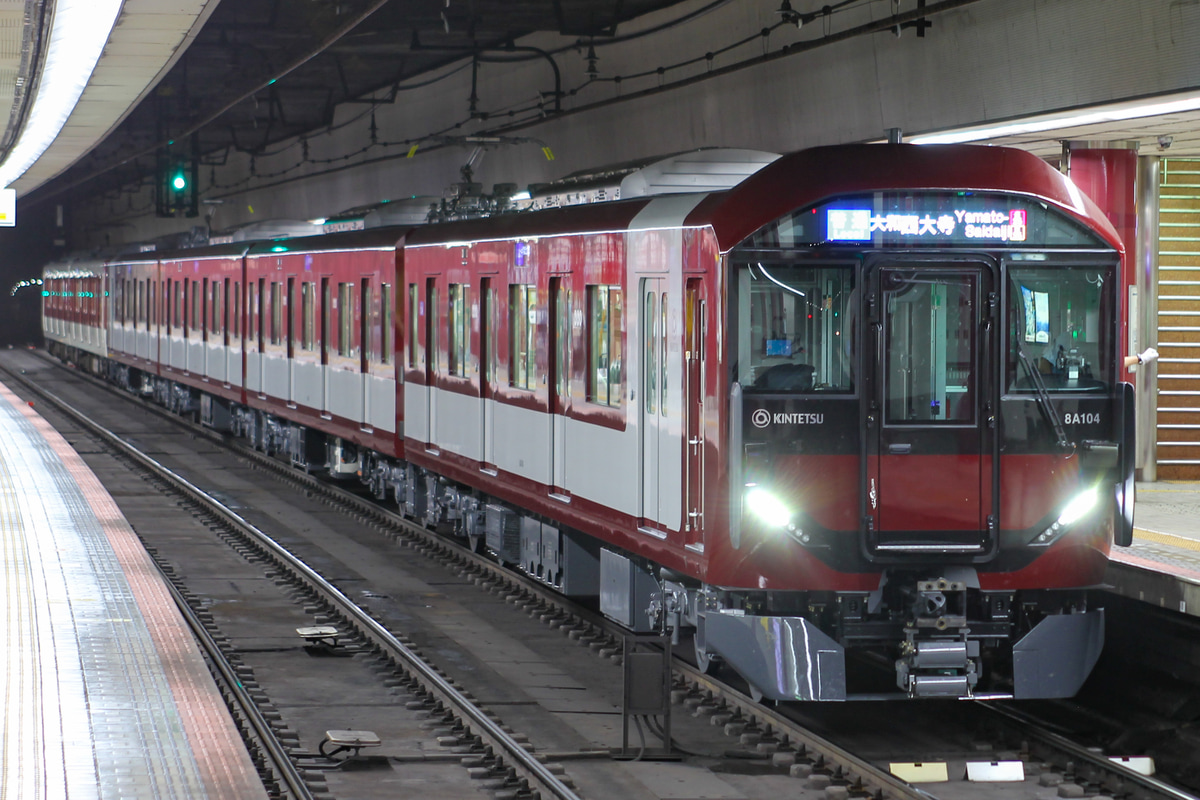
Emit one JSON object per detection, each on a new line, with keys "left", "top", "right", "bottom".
{"left": 120, "top": 242, "right": 251, "bottom": 264}
{"left": 245, "top": 226, "right": 407, "bottom": 256}
{"left": 691, "top": 143, "right": 1126, "bottom": 253}
{"left": 407, "top": 143, "right": 1124, "bottom": 256}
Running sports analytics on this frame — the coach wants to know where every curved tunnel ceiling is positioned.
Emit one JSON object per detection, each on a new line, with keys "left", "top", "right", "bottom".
{"left": 13, "top": 0, "right": 698, "bottom": 207}
{"left": 6, "top": 0, "right": 1200, "bottom": 214}
{"left": 3, "top": 0, "right": 223, "bottom": 197}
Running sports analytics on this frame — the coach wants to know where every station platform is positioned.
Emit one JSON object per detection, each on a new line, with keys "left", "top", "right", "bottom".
{"left": 0, "top": 382, "right": 268, "bottom": 798}
{"left": 1107, "top": 481, "right": 1200, "bottom": 618}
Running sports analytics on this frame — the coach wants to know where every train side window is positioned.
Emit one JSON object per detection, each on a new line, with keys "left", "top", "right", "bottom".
{"left": 286, "top": 278, "right": 295, "bottom": 352}
{"left": 449, "top": 284, "right": 468, "bottom": 376}
{"left": 195, "top": 279, "right": 204, "bottom": 338}
{"left": 644, "top": 290, "right": 656, "bottom": 413}
{"left": 232, "top": 282, "right": 240, "bottom": 339}
{"left": 884, "top": 273, "right": 975, "bottom": 424}
{"left": 554, "top": 282, "right": 569, "bottom": 399}
{"left": 256, "top": 279, "right": 265, "bottom": 349}
{"left": 270, "top": 281, "right": 282, "bottom": 346}
{"left": 338, "top": 282, "right": 353, "bottom": 357}
{"left": 1007, "top": 265, "right": 1114, "bottom": 392}
{"left": 381, "top": 283, "right": 393, "bottom": 365}
{"left": 660, "top": 292, "right": 668, "bottom": 415}
{"left": 588, "top": 285, "right": 622, "bottom": 408}
{"left": 301, "top": 282, "right": 314, "bottom": 350}
{"left": 482, "top": 283, "right": 495, "bottom": 384}
{"left": 246, "top": 282, "right": 255, "bottom": 346}
{"left": 734, "top": 263, "right": 855, "bottom": 393}
{"left": 407, "top": 283, "right": 418, "bottom": 368}
{"left": 361, "top": 279, "right": 372, "bottom": 365}
{"left": 427, "top": 280, "right": 439, "bottom": 372}
{"left": 509, "top": 284, "right": 536, "bottom": 390}
{"left": 321, "top": 278, "right": 331, "bottom": 361}
{"left": 211, "top": 279, "right": 222, "bottom": 337}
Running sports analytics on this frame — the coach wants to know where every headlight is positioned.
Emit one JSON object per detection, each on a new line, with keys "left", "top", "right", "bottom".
{"left": 745, "top": 487, "right": 792, "bottom": 528}
{"left": 1033, "top": 486, "right": 1100, "bottom": 545}
{"left": 1057, "top": 486, "right": 1099, "bottom": 527}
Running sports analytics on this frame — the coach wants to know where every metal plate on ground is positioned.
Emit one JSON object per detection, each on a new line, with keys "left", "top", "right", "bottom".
{"left": 890, "top": 762, "right": 949, "bottom": 782}
{"left": 966, "top": 760, "right": 1025, "bottom": 781}
{"left": 1110, "top": 756, "right": 1155, "bottom": 776}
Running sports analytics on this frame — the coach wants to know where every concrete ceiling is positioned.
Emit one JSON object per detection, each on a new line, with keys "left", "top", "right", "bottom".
{"left": 2, "top": 0, "right": 223, "bottom": 196}
{"left": 14, "top": 0, "right": 696, "bottom": 205}
{"left": 6, "top": 0, "right": 1199, "bottom": 214}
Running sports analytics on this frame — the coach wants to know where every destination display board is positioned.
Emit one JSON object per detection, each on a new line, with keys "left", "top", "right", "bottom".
{"left": 750, "top": 192, "right": 1106, "bottom": 249}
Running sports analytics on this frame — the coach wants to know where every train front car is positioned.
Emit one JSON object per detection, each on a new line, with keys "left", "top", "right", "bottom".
{"left": 687, "top": 144, "right": 1131, "bottom": 700}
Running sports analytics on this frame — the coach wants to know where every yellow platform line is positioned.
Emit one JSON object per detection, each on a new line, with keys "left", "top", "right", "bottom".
{"left": 1134, "top": 528, "right": 1200, "bottom": 552}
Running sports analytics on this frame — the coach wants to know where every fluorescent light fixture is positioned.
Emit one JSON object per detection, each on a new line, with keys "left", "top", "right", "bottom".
{"left": 908, "top": 91, "right": 1200, "bottom": 146}
{"left": 0, "top": 0, "right": 124, "bottom": 189}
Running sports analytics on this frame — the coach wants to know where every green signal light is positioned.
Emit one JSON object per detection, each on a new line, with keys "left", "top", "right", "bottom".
{"left": 172, "top": 173, "right": 187, "bottom": 191}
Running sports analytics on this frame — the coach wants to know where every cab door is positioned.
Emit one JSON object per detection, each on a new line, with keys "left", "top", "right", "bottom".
{"left": 868, "top": 261, "right": 995, "bottom": 553}
{"left": 684, "top": 278, "right": 707, "bottom": 549}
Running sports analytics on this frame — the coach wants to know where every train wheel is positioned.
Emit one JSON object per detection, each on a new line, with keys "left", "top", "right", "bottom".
{"left": 694, "top": 635, "right": 718, "bottom": 674}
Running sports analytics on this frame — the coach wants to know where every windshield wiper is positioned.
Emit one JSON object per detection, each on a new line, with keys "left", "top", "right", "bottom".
{"left": 1016, "top": 344, "right": 1073, "bottom": 452}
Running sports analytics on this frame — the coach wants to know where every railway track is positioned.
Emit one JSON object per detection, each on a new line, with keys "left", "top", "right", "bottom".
{"left": 4, "top": 349, "right": 1198, "bottom": 800}
{"left": 3, "top": 358, "right": 580, "bottom": 800}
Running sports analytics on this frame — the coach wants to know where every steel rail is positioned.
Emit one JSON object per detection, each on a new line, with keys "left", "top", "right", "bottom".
{"left": 158, "top": 564, "right": 316, "bottom": 800}
{"left": 677, "top": 661, "right": 930, "bottom": 800}
{"left": 983, "top": 703, "right": 1200, "bottom": 800}
{"left": 0, "top": 365, "right": 315, "bottom": 800}
{"left": 11, "top": 369, "right": 583, "bottom": 800}
{"left": 32, "top": 355, "right": 1196, "bottom": 800}
{"left": 20, "top": 354, "right": 931, "bottom": 800}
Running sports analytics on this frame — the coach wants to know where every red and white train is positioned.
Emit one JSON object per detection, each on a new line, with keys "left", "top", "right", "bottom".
{"left": 43, "top": 143, "right": 1136, "bottom": 700}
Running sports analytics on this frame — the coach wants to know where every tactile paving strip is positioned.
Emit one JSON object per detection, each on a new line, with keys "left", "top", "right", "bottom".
{"left": 0, "top": 383, "right": 267, "bottom": 799}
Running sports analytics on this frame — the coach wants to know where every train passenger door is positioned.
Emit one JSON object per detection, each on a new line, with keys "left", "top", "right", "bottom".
{"left": 868, "top": 262, "right": 994, "bottom": 553}
{"left": 320, "top": 278, "right": 331, "bottom": 411}
{"left": 684, "top": 279, "right": 706, "bottom": 549}
{"left": 549, "top": 277, "right": 570, "bottom": 494}
{"left": 426, "top": 277, "right": 438, "bottom": 446}
{"left": 286, "top": 277, "right": 296, "bottom": 403}
{"left": 361, "top": 277, "right": 372, "bottom": 425}
{"left": 640, "top": 277, "right": 671, "bottom": 527}
{"left": 480, "top": 279, "right": 496, "bottom": 468}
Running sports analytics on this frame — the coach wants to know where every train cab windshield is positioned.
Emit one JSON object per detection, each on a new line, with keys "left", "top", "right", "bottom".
{"left": 733, "top": 263, "right": 855, "bottom": 393}
{"left": 1007, "top": 264, "right": 1116, "bottom": 393}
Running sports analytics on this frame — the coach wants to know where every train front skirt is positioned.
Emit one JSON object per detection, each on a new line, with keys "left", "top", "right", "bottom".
{"left": 702, "top": 607, "right": 1104, "bottom": 701}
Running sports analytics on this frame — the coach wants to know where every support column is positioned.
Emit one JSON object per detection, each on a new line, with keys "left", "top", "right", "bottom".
{"left": 1135, "top": 156, "right": 1160, "bottom": 481}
